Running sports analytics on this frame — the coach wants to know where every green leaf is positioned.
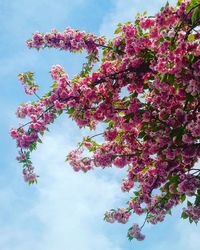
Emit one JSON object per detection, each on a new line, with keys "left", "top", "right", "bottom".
{"left": 67, "top": 107, "right": 75, "bottom": 115}
{"left": 115, "top": 134, "right": 121, "bottom": 142}
{"left": 180, "top": 194, "right": 186, "bottom": 203}
{"left": 133, "top": 191, "right": 140, "bottom": 196}
{"left": 187, "top": 54, "right": 195, "bottom": 64}
{"left": 38, "top": 138, "right": 42, "bottom": 144}
{"left": 186, "top": 93, "right": 195, "bottom": 102}
{"left": 29, "top": 142, "right": 37, "bottom": 151}
{"left": 192, "top": 7, "right": 199, "bottom": 24}
{"left": 169, "top": 176, "right": 179, "bottom": 183}
{"left": 160, "top": 6, "right": 165, "bottom": 11}
{"left": 40, "top": 131, "right": 44, "bottom": 136}
{"left": 138, "top": 131, "right": 146, "bottom": 139}
{"left": 158, "top": 37, "right": 165, "bottom": 46}
{"left": 160, "top": 73, "right": 167, "bottom": 83}
{"left": 51, "top": 81, "right": 58, "bottom": 89}
{"left": 127, "top": 234, "right": 133, "bottom": 241}
{"left": 170, "top": 127, "right": 185, "bottom": 140}
{"left": 186, "top": 0, "right": 200, "bottom": 12}
{"left": 181, "top": 212, "right": 188, "bottom": 219}
{"left": 114, "top": 27, "right": 121, "bottom": 34}
{"left": 174, "top": 83, "right": 179, "bottom": 91}
{"left": 124, "top": 113, "right": 133, "bottom": 122}
{"left": 57, "top": 109, "right": 63, "bottom": 115}
{"left": 177, "top": 0, "right": 184, "bottom": 6}
{"left": 88, "top": 146, "right": 95, "bottom": 152}
{"left": 188, "top": 34, "right": 195, "bottom": 41}
{"left": 108, "top": 121, "right": 114, "bottom": 129}
{"left": 189, "top": 217, "right": 193, "bottom": 224}
{"left": 168, "top": 74, "right": 175, "bottom": 85}
{"left": 195, "top": 194, "right": 200, "bottom": 206}
{"left": 142, "top": 165, "right": 150, "bottom": 173}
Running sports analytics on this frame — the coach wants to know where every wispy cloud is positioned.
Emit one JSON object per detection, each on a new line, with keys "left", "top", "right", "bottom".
{"left": 147, "top": 219, "right": 200, "bottom": 250}
{"left": 31, "top": 121, "right": 125, "bottom": 250}
{"left": 2, "top": 1, "right": 200, "bottom": 249}
{"left": 0, "top": 0, "right": 85, "bottom": 36}
{"left": 0, "top": 119, "right": 125, "bottom": 250}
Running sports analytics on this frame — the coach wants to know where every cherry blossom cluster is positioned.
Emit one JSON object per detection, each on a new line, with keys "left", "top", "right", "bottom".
{"left": 18, "top": 72, "right": 39, "bottom": 95}
{"left": 15, "top": 151, "right": 38, "bottom": 183}
{"left": 11, "top": 0, "right": 200, "bottom": 241}
{"left": 66, "top": 149, "right": 93, "bottom": 172}
{"left": 183, "top": 203, "right": 200, "bottom": 223}
{"left": 104, "top": 208, "right": 131, "bottom": 224}
{"left": 26, "top": 26, "right": 105, "bottom": 56}
{"left": 128, "top": 224, "right": 145, "bottom": 241}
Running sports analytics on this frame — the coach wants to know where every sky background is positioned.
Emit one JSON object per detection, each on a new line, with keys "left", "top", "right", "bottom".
{"left": 0, "top": 0, "right": 200, "bottom": 249}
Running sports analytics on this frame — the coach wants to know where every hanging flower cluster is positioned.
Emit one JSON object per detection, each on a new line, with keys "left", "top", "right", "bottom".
{"left": 11, "top": 0, "right": 200, "bottom": 240}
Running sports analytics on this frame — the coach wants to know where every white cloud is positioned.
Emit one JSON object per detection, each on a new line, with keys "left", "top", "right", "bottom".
{"left": 176, "top": 222, "right": 200, "bottom": 250}
{"left": 25, "top": 119, "right": 125, "bottom": 250}
{"left": 0, "top": 0, "right": 85, "bottom": 35}
{"left": 99, "top": 0, "right": 177, "bottom": 38}
{"left": 0, "top": 52, "right": 38, "bottom": 78}
{"left": 146, "top": 219, "right": 200, "bottom": 250}
{"left": 2, "top": 1, "right": 200, "bottom": 249}
{"left": 0, "top": 119, "right": 126, "bottom": 250}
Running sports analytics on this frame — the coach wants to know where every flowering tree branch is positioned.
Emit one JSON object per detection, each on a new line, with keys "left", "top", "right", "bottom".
{"left": 11, "top": 0, "right": 200, "bottom": 241}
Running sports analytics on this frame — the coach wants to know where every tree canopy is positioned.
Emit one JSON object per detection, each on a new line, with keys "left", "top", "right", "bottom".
{"left": 11, "top": 0, "right": 200, "bottom": 241}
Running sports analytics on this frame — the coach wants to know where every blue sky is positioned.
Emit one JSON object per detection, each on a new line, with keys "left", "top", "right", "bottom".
{"left": 0, "top": 0, "right": 200, "bottom": 249}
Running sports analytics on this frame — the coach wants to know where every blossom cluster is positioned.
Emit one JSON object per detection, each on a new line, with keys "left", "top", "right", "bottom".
{"left": 128, "top": 224, "right": 145, "bottom": 241}
{"left": 26, "top": 26, "right": 105, "bottom": 56}
{"left": 11, "top": 0, "right": 200, "bottom": 241}
{"left": 18, "top": 72, "right": 39, "bottom": 95}
{"left": 104, "top": 208, "right": 131, "bottom": 224}
{"left": 183, "top": 204, "right": 200, "bottom": 223}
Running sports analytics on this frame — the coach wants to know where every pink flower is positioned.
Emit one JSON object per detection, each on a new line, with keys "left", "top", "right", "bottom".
{"left": 50, "top": 65, "right": 68, "bottom": 81}
{"left": 113, "top": 157, "right": 127, "bottom": 168}
{"left": 11, "top": 1, "right": 200, "bottom": 241}
{"left": 128, "top": 224, "right": 145, "bottom": 241}
{"left": 104, "top": 129, "right": 117, "bottom": 141}
{"left": 10, "top": 129, "right": 18, "bottom": 138}
{"left": 121, "top": 179, "right": 134, "bottom": 192}
{"left": 140, "top": 18, "right": 155, "bottom": 29}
